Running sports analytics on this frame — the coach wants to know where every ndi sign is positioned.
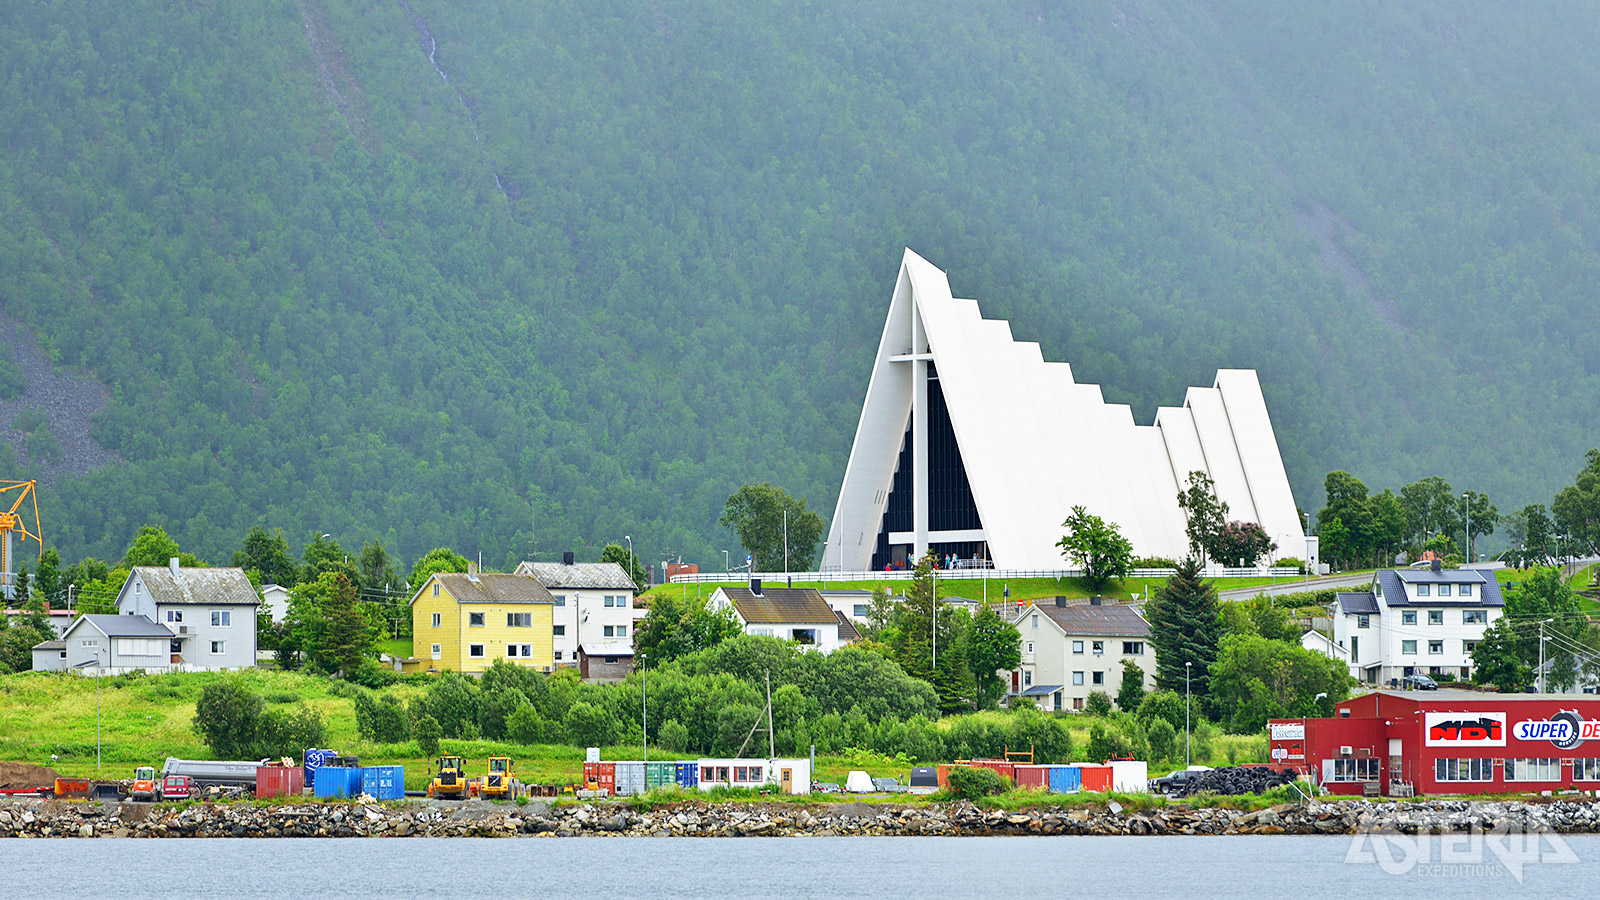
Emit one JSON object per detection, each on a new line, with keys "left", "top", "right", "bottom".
{"left": 1513, "top": 711, "right": 1598, "bottom": 750}
{"left": 1424, "top": 712, "right": 1506, "bottom": 747}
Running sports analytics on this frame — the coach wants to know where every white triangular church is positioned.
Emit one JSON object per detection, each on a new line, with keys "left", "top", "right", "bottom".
{"left": 825, "top": 249, "right": 1307, "bottom": 571}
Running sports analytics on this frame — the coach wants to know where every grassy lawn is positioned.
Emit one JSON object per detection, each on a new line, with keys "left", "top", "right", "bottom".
{"left": 377, "top": 638, "right": 412, "bottom": 659}
{"left": 0, "top": 670, "right": 1265, "bottom": 790}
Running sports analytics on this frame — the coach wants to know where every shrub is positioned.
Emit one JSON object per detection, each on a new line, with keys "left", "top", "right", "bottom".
{"left": 256, "top": 705, "right": 326, "bottom": 758}
{"left": 414, "top": 715, "right": 442, "bottom": 757}
{"left": 264, "top": 691, "right": 299, "bottom": 704}
{"left": 1147, "top": 718, "right": 1177, "bottom": 762}
{"left": 193, "top": 679, "right": 265, "bottom": 758}
{"left": 1083, "top": 691, "right": 1113, "bottom": 716}
{"left": 1135, "top": 690, "right": 1188, "bottom": 734}
{"left": 562, "top": 701, "right": 618, "bottom": 748}
{"left": 478, "top": 688, "right": 530, "bottom": 740}
{"left": 656, "top": 719, "right": 689, "bottom": 753}
{"left": 506, "top": 705, "right": 545, "bottom": 745}
{"left": 946, "top": 765, "right": 1008, "bottom": 800}
{"left": 1131, "top": 557, "right": 1179, "bottom": 569}
{"left": 354, "top": 691, "right": 411, "bottom": 743}
{"left": 1085, "top": 722, "right": 1130, "bottom": 763}
{"left": 418, "top": 672, "right": 480, "bottom": 738}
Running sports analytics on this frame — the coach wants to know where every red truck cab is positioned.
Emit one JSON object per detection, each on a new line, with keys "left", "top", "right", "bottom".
{"left": 160, "top": 774, "right": 193, "bottom": 801}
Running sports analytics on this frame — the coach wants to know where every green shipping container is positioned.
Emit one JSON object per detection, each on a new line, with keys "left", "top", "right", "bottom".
{"left": 646, "top": 762, "right": 676, "bottom": 788}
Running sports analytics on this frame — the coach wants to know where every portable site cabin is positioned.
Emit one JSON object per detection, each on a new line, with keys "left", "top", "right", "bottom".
{"left": 695, "top": 758, "right": 812, "bottom": 794}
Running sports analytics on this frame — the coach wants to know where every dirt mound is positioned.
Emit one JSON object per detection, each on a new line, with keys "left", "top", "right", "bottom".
{"left": 0, "top": 761, "right": 59, "bottom": 790}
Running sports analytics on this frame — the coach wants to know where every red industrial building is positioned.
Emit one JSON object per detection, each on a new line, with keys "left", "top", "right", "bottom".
{"left": 1270, "top": 691, "right": 1600, "bottom": 797}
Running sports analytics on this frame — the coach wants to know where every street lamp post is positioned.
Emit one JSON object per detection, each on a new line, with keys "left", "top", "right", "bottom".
{"left": 723, "top": 550, "right": 730, "bottom": 575}
{"left": 641, "top": 651, "right": 648, "bottom": 764}
{"left": 96, "top": 647, "right": 103, "bottom": 771}
{"left": 1184, "top": 661, "right": 1193, "bottom": 768}
{"left": 1539, "top": 618, "right": 1553, "bottom": 693}
{"left": 1462, "top": 493, "right": 1470, "bottom": 564}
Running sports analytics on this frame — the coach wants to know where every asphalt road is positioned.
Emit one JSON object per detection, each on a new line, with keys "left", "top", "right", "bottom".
{"left": 1216, "top": 571, "right": 1374, "bottom": 602}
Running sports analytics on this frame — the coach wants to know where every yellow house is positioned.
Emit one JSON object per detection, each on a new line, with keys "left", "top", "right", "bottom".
{"left": 406, "top": 572, "right": 556, "bottom": 674}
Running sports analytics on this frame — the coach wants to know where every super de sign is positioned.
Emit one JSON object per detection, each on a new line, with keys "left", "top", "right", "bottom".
{"left": 1424, "top": 711, "right": 1506, "bottom": 747}
{"left": 1513, "top": 712, "right": 1600, "bottom": 750}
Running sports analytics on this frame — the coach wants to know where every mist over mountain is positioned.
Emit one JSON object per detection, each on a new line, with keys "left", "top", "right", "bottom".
{"left": 2, "top": 1, "right": 1596, "bottom": 567}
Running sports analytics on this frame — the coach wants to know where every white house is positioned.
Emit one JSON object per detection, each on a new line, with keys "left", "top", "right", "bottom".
{"left": 515, "top": 556, "right": 645, "bottom": 669}
{"left": 824, "top": 248, "right": 1307, "bottom": 570}
{"left": 1325, "top": 563, "right": 1504, "bottom": 684}
{"left": 36, "top": 614, "right": 185, "bottom": 672}
{"left": 709, "top": 581, "right": 842, "bottom": 652}
{"left": 115, "top": 558, "right": 260, "bottom": 670}
{"left": 1010, "top": 597, "right": 1156, "bottom": 712}
{"left": 261, "top": 584, "right": 291, "bottom": 623}
{"left": 1300, "top": 629, "right": 1349, "bottom": 665}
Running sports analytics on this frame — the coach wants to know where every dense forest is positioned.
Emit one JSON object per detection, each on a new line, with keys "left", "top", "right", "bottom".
{"left": 1, "top": 1, "right": 1599, "bottom": 568}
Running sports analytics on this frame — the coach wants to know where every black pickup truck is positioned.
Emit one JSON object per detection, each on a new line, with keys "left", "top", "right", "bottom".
{"left": 1149, "top": 768, "right": 1206, "bottom": 794}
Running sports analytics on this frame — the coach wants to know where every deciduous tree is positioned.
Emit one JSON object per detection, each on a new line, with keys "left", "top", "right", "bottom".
{"left": 717, "top": 483, "right": 825, "bottom": 571}
{"left": 1055, "top": 506, "right": 1133, "bottom": 591}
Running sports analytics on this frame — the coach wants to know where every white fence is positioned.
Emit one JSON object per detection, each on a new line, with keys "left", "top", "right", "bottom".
{"left": 667, "top": 566, "right": 1302, "bottom": 585}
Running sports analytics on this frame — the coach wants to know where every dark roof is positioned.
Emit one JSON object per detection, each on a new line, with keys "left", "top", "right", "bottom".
{"left": 834, "top": 610, "right": 860, "bottom": 643}
{"left": 516, "top": 561, "right": 637, "bottom": 591}
{"left": 718, "top": 587, "right": 837, "bottom": 625}
{"left": 1337, "top": 592, "right": 1380, "bottom": 615}
{"left": 32, "top": 640, "right": 65, "bottom": 651}
{"left": 71, "top": 614, "right": 174, "bottom": 639}
{"left": 1018, "top": 684, "right": 1064, "bottom": 697}
{"left": 1029, "top": 602, "right": 1150, "bottom": 637}
{"left": 427, "top": 573, "right": 556, "bottom": 606}
{"left": 131, "top": 566, "right": 258, "bottom": 606}
{"left": 1376, "top": 569, "right": 1504, "bottom": 608}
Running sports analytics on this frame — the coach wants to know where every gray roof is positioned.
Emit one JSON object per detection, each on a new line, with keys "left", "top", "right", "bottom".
{"left": 71, "top": 614, "right": 174, "bottom": 639}
{"left": 717, "top": 587, "right": 838, "bottom": 625}
{"left": 427, "top": 573, "right": 556, "bottom": 606}
{"left": 1029, "top": 602, "right": 1151, "bottom": 637}
{"left": 32, "top": 640, "right": 65, "bottom": 651}
{"left": 1018, "top": 684, "right": 1064, "bottom": 697}
{"left": 517, "top": 561, "right": 637, "bottom": 591}
{"left": 578, "top": 641, "right": 635, "bottom": 657}
{"left": 1338, "top": 592, "right": 1380, "bottom": 615}
{"left": 1376, "top": 569, "right": 1504, "bottom": 608}
{"left": 132, "top": 566, "right": 259, "bottom": 606}
{"left": 834, "top": 610, "right": 860, "bottom": 642}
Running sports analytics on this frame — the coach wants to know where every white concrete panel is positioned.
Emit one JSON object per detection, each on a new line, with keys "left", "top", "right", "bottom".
{"left": 1214, "top": 369, "right": 1307, "bottom": 553}
{"left": 1185, "top": 387, "right": 1260, "bottom": 525}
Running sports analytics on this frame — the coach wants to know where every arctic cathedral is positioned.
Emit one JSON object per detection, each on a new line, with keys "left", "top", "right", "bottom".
{"left": 825, "top": 249, "right": 1308, "bottom": 572}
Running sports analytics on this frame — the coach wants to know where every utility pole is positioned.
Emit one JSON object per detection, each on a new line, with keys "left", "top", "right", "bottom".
{"left": 1539, "top": 619, "right": 1551, "bottom": 693}
{"left": 641, "top": 652, "right": 648, "bottom": 764}
{"left": 1462, "top": 493, "right": 1470, "bottom": 564}
{"left": 766, "top": 669, "right": 775, "bottom": 759}
{"left": 1184, "top": 661, "right": 1192, "bottom": 769}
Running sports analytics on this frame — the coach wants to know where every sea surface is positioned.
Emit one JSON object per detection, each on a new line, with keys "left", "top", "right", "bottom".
{"left": 5, "top": 834, "right": 1599, "bottom": 899}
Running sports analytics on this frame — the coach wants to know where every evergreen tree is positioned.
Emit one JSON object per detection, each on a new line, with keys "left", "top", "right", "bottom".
{"left": 233, "top": 526, "right": 300, "bottom": 587}
{"left": 1116, "top": 658, "right": 1146, "bottom": 711}
{"left": 890, "top": 553, "right": 976, "bottom": 712}
{"left": 1143, "top": 558, "right": 1223, "bottom": 702}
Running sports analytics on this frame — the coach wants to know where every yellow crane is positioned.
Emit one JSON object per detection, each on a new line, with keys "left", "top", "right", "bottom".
{"left": 0, "top": 480, "right": 40, "bottom": 600}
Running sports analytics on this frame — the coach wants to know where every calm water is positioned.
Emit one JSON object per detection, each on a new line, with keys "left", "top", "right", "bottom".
{"left": 5, "top": 835, "right": 1599, "bottom": 899}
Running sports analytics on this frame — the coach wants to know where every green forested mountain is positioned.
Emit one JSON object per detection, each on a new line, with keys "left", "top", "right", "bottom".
{"left": 1, "top": 1, "right": 1598, "bottom": 568}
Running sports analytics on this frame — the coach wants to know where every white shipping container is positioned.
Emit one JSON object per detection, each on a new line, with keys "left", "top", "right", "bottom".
{"left": 1108, "top": 760, "right": 1149, "bottom": 793}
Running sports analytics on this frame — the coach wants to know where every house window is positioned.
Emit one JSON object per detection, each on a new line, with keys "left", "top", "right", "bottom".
{"left": 508, "top": 644, "right": 533, "bottom": 658}
{"left": 1416, "top": 584, "right": 1430, "bottom": 597}
{"left": 1092, "top": 671, "right": 1104, "bottom": 685}
{"left": 1073, "top": 641, "right": 1084, "bottom": 654}
{"left": 1031, "top": 615, "right": 1039, "bottom": 629}
{"left": 165, "top": 610, "right": 183, "bottom": 623}
{"left": 1026, "top": 642, "right": 1034, "bottom": 654}
{"left": 1458, "top": 583, "right": 1473, "bottom": 597}
{"left": 211, "top": 610, "right": 231, "bottom": 627}
{"left": 431, "top": 644, "right": 442, "bottom": 660}
{"left": 1073, "top": 697, "right": 1084, "bottom": 710}
{"left": 1402, "top": 611, "right": 1417, "bottom": 626}
{"left": 1506, "top": 759, "right": 1562, "bottom": 781}
{"left": 1092, "top": 641, "right": 1103, "bottom": 655}
{"left": 1402, "top": 640, "right": 1417, "bottom": 655}
{"left": 1072, "top": 671, "right": 1084, "bottom": 685}
{"left": 468, "top": 644, "right": 485, "bottom": 659}
{"left": 554, "top": 651, "right": 563, "bottom": 661}
{"left": 604, "top": 597, "right": 614, "bottom": 607}
{"left": 1438, "top": 584, "right": 1452, "bottom": 597}
{"left": 1428, "top": 610, "right": 1443, "bottom": 626}
{"left": 854, "top": 604, "right": 868, "bottom": 618}
{"left": 1435, "top": 758, "right": 1492, "bottom": 782}
{"left": 1428, "top": 640, "right": 1443, "bottom": 655}
{"left": 433, "top": 583, "right": 440, "bottom": 597}
{"left": 210, "top": 641, "right": 225, "bottom": 655}
{"left": 58, "top": 650, "right": 66, "bottom": 659}
{"left": 553, "top": 624, "right": 566, "bottom": 636}
{"left": 1122, "top": 641, "right": 1144, "bottom": 655}
{"left": 604, "top": 656, "right": 617, "bottom": 664}
{"left": 1024, "top": 671, "right": 1032, "bottom": 687}
{"left": 553, "top": 595, "right": 566, "bottom": 607}
{"left": 616, "top": 596, "right": 628, "bottom": 608}
{"left": 1328, "top": 759, "right": 1379, "bottom": 782}
{"left": 432, "top": 613, "right": 442, "bottom": 627}
{"left": 1463, "top": 610, "right": 1487, "bottom": 625}
{"left": 1464, "top": 641, "right": 1478, "bottom": 655}
{"left": 508, "top": 612, "right": 532, "bottom": 628}
{"left": 469, "top": 612, "right": 485, "bottom": 627}
{"left": 616, "top": 625, "right": 627, "bottom": 638}
{"left": 1350, "top": 636, "right": 1359, "bottom": 660}
{"left": 1357, "top": 615, "right": 1369, "bottom": 629}
{"left": 604, "top": 625, "right": 615, "bottom": 637}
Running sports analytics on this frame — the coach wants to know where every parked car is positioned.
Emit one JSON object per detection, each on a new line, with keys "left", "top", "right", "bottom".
{"left": 1401, "top": 674, "right": 1439, "bottom": 691}
{"left": 1149, "top": 766, "right": 1211, "bottom": 795}
{"left": 812, "top": 782, "right": 842, "bottom": 794}
{"left": 872, "top": 777, "right": 909, "bottom": 793}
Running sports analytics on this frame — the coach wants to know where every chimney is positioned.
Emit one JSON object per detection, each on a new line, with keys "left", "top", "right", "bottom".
{"left": 1055, "top": 596, "right": 1067, "bottom": 608}
{"left": 563, "top": 551, "right": 575, "bottom": 566}
{"left": 467, "top": 561, "right": 479, "bottom": 576}
{"left": 1431, "top": 559, "right": 1442, "bottom": 574}
{"left": 1090, "top": 595, "right": 1102, "bottom": 606}
{"left": 169, "top": 557, "right": 180, "bottom": 576}
{"left": 750, "top": 578, "right": 763, "bottom": 596}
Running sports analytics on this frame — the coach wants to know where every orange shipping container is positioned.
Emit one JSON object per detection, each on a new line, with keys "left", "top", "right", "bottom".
{"left": 1073, "top": 764, "right": 1113, "bottom": 793}
{"left": 972, "top": 761, "right": 1014, "bottom": 784}
{"left": 937, "top": 764, "right": 954, "bottom": 790}
{"left": 256, "top": 765, "right": 305, "bottom": 799}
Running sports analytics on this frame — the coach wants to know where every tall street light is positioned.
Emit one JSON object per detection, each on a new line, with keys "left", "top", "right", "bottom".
{"left": 640, "top": 651, "right": 648, "bottom": 765}
{"left": 1462, "top": 493, "right": 1470, "bottom": 564}
{"left": 1184, "top": 661, "right": 1193, "bottom": 769}
{"left": 722, "top": 550, "right": 730, "bottom": 575}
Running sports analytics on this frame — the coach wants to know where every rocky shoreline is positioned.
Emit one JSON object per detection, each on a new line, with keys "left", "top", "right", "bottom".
{"left": 6, "top": 796, "right": 1600, "bottom": 838}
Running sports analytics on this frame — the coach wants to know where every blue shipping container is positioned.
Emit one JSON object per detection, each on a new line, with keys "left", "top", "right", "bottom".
{"left": 362, "top": 766, "right": 406, "bottom": 800}
{"left": 314, "top": 765, "right": 363, "bottom": 799}
{"left": 675, "top": 762, "right": 698, "bottom": 788}
{"left": 1047, "top": 765, "right": 1082, "bottom": 794}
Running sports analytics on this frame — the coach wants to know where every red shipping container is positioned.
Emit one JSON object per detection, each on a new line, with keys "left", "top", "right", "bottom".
{"left": 1012, "top": 765, "right": 1050, "bottom": 790}
{"left": 1073, "top": 764, "right": 1113, "bottom": 793}
{"left": 256, "top": 765, "right": 305, "bottom": 799}
{"left": 583, "top": 762, "right": 616, "bottom": 795}
{"left": 936, "top": 764, "right": 954, "bottom": 790}
{"left": 973, "top": 761, "right": 1014, "bottom": 784}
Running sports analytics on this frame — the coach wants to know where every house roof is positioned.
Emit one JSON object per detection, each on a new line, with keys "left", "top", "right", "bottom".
{"left": 131, "top": 566, "right": 259, "bottom": 606}
{"left": 1337, "top": 592, "right": 1380, "bottom": 615}
{"left": 32, "top": 640, "right": 65, "bottom": 651}
{"left": 834, "top": 610, "right": 860, "bottom": 643}
{"left": 1018, "top": 684, "right": 1064, "bottom": 697}
{"left": 718, "top": 587, "right": 837, "bottom": 625}
{"left": 428, "top": 573, "right": 557, "bottom": 606}
{"left": 516, "top": 561, "right": 637, "bottom": 591}
{"left": 1027, "top": 602, "right": 1150, "bottom": 637}
{"left": 1376, "top": 568, "right": 1503, "bottom": 608}
{"left": 68, "top": 614, "right": 175, "bottom": 639}
{"left": 578, "top": 641, "right": 635, "bottom": 657}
